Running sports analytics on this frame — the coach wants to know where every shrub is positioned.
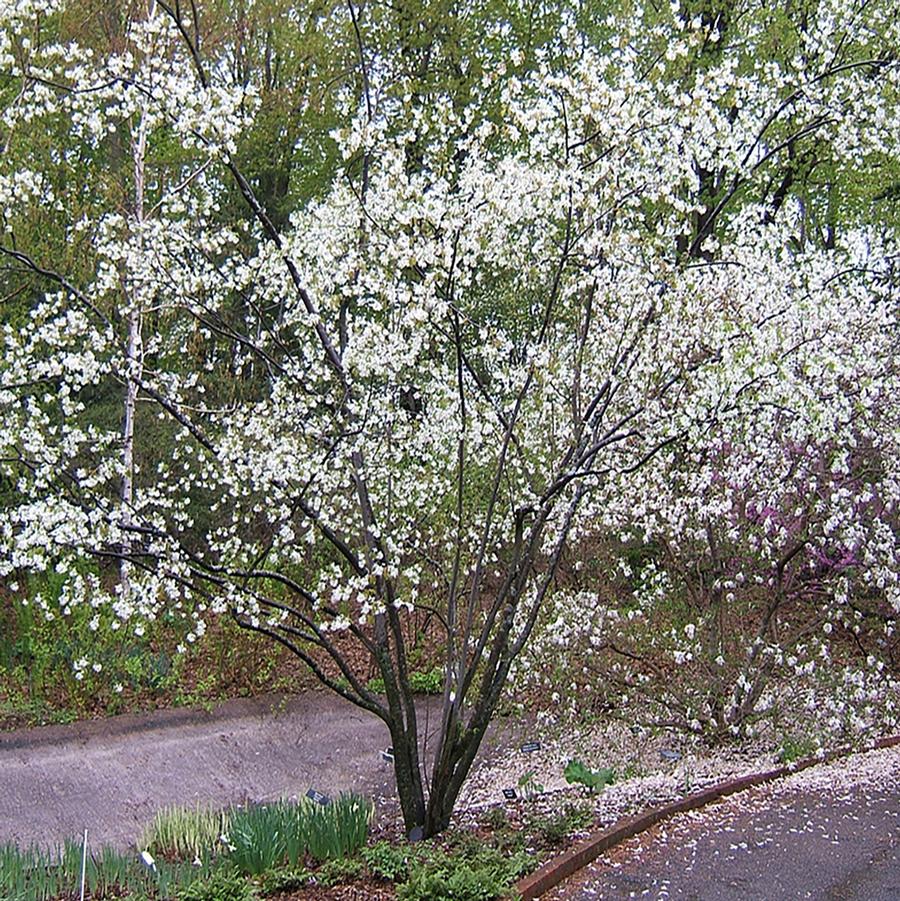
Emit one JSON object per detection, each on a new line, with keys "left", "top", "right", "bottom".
{"left": 529, "top": 803, "right": 594, "bottom": 848}
{"left": 315, "top": 856, "right": 364, "bottom": 887}
{"left": 367, "top": 666, "right": 444, "bottom": 696}
{"left": 257, "top": 867, "right": 312, "bottom": 896}
{"left": 398, "top": 844, "right": 529, "bottom": 901}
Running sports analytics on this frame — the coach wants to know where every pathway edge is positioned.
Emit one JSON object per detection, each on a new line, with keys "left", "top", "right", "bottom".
{"left": 514, "top": 733, "right": 900, "bottom": 900}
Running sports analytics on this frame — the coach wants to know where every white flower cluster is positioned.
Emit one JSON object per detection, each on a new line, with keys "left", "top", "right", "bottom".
{"left": 0, "top": 0, "right": 897, "bottom": 712}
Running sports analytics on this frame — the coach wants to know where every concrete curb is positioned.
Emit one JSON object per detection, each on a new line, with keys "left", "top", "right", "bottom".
{"left": 514, "top": 733, "right": 900, "bottom": 900}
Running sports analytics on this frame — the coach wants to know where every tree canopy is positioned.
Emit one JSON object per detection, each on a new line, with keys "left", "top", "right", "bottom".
{"left": 1, "top": 0, "right": 898, "bottom": 835}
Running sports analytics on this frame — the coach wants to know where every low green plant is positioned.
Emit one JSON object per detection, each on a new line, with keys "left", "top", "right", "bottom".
{"left": 481, "top": 807, "right": 509, "bottom": 831}
{"left": 779, "top": 734, "right": 818, "bottom": 763}
{"left": 362, "top": 840, "right": 410, "bottom": 881}
{"left": 141, "top": 803, "right": 231, "bottom": 861}
{"left": 227, "top": 804, "right": 286, "bottom": 876}
{"left": 367, "top": 666, "right": 444, "bottom": 695}
{"left": 398, "top": 843, "right": 528, "bottom": 901}
{"left": 563, "top": 759, "right": 615, "bottom": 793}
{"left": 315, "top": 856, "right": 363, "bottom": 887}
{"left": 530, "top": 803, "right": 594, "bottom": 847}
{"left": 304, "top": 794, "right": 372, "bottom": 861}
{"left": 409, "top": 667, "right": 444, "bottom": 694}
{"left": 177, "top": 870, "right": 256, "bottom": 901}
{"left": 257, "top": 866, "right": 312, "bottom": 896}
{"left": 0, "top": 840, "right": 187, "bottom": 901}
{"left": 516, "top": 770, "right": 544, "bottom": 799}
{"left": 399, "top": 864, "right": 510, "bottom": 901}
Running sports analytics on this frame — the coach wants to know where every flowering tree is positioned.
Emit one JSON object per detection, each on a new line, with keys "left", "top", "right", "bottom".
{"left": 519, "top": 242, "right": 900, "bottom": 740}
{"left": 1, "top": 0, "right": 898, "bottom": 834}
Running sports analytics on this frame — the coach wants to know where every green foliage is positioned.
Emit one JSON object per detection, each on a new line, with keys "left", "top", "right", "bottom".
{"left": 516, "top": 771, "right": 543, "bottom": 798}
{"left": 257, "top": 866, "right": 312, "bottom": 896}
{"left": 226, "top": 795, "right": 372, "bottom": 875}
{"left": 141, "top": 804, "right": 230, "bottom": 861}
{"left": 399, "top": 864, "right": 511, "bottom": 901}
{"left": 398, "top": 843, "right": 529, "bottom": 901}
{"left": 563, "top": 759, "right": 615, "bottom": 794}
{"left": 315, "top": 856, "right": 364, "bottom": 886}
{"left": 177, "top": 870, "right": 256, "bottom": 901}
{"left": 0, "top": 571, "right": 185, "bottom": 726}
{"left": 529, "top": 803, "right": 594, "bottom": 848}
{"left": 0, "top": 839, "right": 207, "bottom": 901}
{"left": 367, "top": 666, "right": 444, "bottom": 695}
{"left": 779, "top": 734, "right": 819, "bottom": 764}
{"left": 362, "top": 840, "right": 411, "bottom": 881}
{"left": 227, "top": 805, "right": 287, "bottom": 876}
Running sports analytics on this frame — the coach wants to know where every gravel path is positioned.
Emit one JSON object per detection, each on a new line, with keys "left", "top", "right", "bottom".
{"left": 549, "top": 743, "right": 900, "bottom": 900}
{"left": 0, "top": 693, "right": 408, "bottom": 851}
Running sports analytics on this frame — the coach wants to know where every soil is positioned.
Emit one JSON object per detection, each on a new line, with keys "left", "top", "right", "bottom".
{"left": 268, "top": 882, "right": 397, "bottom": 899}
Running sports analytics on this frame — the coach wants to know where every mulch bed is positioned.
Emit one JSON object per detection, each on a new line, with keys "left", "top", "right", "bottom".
{"left": 269, "top": 880, "right": 396, "bottom": 899}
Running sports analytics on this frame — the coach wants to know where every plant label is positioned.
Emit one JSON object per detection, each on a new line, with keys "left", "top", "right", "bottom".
{"left": 306, "top": 788, "right": 331, "bottom": 805}
{"left": 502, "top": 788, "right": 517, "bottom": 800}
{"left": 520, "top": 741, "right": 541, "bottom": 753}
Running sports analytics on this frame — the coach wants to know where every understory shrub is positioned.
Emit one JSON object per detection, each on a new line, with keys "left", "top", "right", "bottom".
{"left": 361, "top": 840, "right": 411, "bottom": 881}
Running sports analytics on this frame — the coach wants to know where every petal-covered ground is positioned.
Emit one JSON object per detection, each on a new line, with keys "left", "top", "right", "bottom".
{"left": 550, "top": 744, "right": 900, "bottom": 900}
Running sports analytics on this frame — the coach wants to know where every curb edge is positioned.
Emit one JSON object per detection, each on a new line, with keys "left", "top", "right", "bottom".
{"left": 514, "top": 733, "right": 900, "bottom": 900}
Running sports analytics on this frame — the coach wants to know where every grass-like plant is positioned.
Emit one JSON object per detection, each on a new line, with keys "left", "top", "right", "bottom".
{"left": 141, "top": 803, "right": 232, "bottom": 861}
{"left": 303, "top": 794, "right": 372, "bottom": 861}
{"left": 226, "top": 794, "right": 372, "bottom": 875}
{"left": 0, "top": 840, "right": 193, "bottom": 900}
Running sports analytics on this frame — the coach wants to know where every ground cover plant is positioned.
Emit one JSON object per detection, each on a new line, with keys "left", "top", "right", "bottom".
{"left": 0, "top": 793, "right": 559, "bottom": 900}
{"left": 0, "top": 0, "right": 898, "bottom": 841}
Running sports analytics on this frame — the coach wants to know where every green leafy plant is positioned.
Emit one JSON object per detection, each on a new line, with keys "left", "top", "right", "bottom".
{"left": 516, "top": 770, "right": 544, "bottom": 799}
{"left": 0, "top": 839, "right": 200, "bottom": 901}
{"left": 397, "top": 842, "right": 529, "bottom": 901}
{"left": 367, "top": 666, "right": 444, "bottom": 696}
{"left": 226, "top": 795, "right": 372, "bottom": 875}
{"left": 530, "top": 803, "right": 594, "bottom": 847}
{"left": 257, "top": 867, "right": 312, "bottom": 896}
{"left": 315, "top": 856, "right": 363, "bottom": 887}
{"left": 177, "top": 870, "right": 256, "bottom": 901}
{"left": 362, "top": 840, "right": 410, "bottom": 881}
{"left": 481, "top": 808, "right": 509, "bottom": 831}
{"left": 779, "top": 734, "right": 819, "bottom": 764}
{"left": 303, "top": 794, "right": 372, "bottom": 861}
{"left": 563, "top": 759, "right": 615, "bottom": 794}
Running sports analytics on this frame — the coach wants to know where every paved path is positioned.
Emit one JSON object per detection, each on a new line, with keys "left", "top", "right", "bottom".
{"left": 0, "top": 693, "right": 425, "bottom": 851}
{"left": 550, "top": 745, "right": 900, "bottom": 900}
